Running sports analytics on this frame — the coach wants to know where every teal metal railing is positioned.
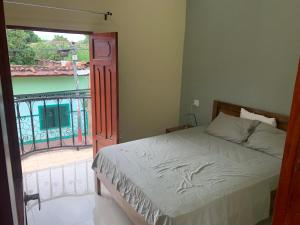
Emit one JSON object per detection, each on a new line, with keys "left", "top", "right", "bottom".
{"left": 14, "top": 89, "right": 92, "bottom": 157}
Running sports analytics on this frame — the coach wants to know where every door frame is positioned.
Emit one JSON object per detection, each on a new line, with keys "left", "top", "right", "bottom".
{"left": 272, "top": 59, "right": 300, "bottom": 225}
{"left": 2, "top": 24, "right": 92, "bottom": 225}
{"left": 0, "top": 0, "right": 23, "bottom": 224}
{"left": 6, "top": 25, "right": 92, "bottom": 35}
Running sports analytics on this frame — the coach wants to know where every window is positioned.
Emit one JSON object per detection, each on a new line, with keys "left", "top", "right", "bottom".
{"left": 39, "top": 104, "right": 70, "bottom": 130}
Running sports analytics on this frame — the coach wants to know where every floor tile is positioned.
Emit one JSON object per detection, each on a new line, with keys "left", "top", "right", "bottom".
{"left": 24, "top": 154, "right": 133, "bottom": 225}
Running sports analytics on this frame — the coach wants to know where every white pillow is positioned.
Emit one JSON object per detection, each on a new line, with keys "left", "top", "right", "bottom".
{"left": 240, "top": 108, "right": 277, "bottom": 127}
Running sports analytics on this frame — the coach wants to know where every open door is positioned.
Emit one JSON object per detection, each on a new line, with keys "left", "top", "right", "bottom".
{"left": 0, "top": 0, "right": 24, "bottom": 225}
{"left": 272, "top": 58, "right": 300, "bottom": 225}
{"left": 90, "top": 33, "right": 119, "bottom": 156}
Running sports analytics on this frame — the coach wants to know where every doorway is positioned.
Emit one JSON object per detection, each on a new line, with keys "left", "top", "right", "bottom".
{"left": 7, "top": 28, "right": 93, "bottom": 159}
{"left": 5, "top": 25, "right": 119, "bottom": 225}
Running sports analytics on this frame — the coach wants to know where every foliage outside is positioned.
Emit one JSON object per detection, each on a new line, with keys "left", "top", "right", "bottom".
{"left": 7, "top": 29, "right": 89, "bottom": 65}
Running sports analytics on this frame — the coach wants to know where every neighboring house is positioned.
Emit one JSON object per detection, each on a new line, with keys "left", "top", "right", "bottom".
{"left": 11, "top": 61, "right": 92, "bottom": 154}
{"left": 11, "top": 60, "right": 90, "bottom": 95}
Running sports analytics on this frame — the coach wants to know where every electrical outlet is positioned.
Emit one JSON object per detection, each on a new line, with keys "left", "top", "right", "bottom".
{"left": 193, "top": 99, "right": 200, "bottom": 107}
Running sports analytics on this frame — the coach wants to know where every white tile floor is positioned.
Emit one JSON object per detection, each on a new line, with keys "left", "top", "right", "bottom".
{"left": 23, "top": 150, "right": 133, "bottom": 225}
{"left": 22, "top": 150, "right": 271, "bottom": 225}
{"left": 26, "top": 190, "right": 134, "bottom": 225}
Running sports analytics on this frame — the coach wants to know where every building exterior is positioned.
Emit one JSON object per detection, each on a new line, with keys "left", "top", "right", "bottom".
{"left": 12, "top": 76, "right": 89, "bottom": 95}
{"left": 11, "top": 60, "right": 90, "bottom": 95}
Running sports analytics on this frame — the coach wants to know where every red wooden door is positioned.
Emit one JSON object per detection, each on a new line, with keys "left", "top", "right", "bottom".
{"left": 0, "top": 0, "right": 24, "bottom": 224}
{"left": 272, "top": 58, "right": 300, "bottom": 225}
{"left": 90, "top": 33, "right": 119, "bottom": 156}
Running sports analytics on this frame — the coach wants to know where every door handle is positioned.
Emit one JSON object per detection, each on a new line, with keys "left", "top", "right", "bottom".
{"left": 24, "top": 192, "right": 41, "bottom": 210}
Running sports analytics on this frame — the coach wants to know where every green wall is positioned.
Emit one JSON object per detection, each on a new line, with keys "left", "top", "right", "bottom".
{"left": 180, "top": 0, "right": 300, "bottom": 125}
{"left": 12, "top": 76, "right": 90, "bottom": 95}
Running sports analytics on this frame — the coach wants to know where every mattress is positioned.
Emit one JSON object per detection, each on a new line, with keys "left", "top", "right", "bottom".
{"left": 92, "top": 126, "right": 282, "bottom": 225}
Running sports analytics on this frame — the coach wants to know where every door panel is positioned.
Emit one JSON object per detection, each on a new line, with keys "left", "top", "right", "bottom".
{"left": 90, "top": 33, "right": 119, "bottom": 156}
{"left": 0, "top": 0, "right": 24, "bottom": 224}
{"left": 272, "top": 58, "right": 300, "bottom": 225}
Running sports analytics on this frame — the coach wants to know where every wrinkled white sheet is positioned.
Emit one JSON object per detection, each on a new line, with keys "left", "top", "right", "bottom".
{"left": 92, "top": 126, "right": 281, "bottom": 225}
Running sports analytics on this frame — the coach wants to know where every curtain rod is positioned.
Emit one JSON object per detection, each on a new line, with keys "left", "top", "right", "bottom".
{"left": 4, "top": 1, "right": 112, "bottom": 20}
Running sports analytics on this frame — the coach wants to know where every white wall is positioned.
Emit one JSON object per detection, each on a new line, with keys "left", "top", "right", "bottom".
{"left": 4, "top": 0, "right": 186, "bottom": 142}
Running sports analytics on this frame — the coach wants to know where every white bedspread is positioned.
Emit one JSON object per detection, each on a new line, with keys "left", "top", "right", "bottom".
{"left": 92, "top": 126, "right": 281, "bottom": 225}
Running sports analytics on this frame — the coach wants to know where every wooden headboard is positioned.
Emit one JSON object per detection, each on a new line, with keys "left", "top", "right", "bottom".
{"left": 212, "top": 100, "right": 290, "bottom": 131}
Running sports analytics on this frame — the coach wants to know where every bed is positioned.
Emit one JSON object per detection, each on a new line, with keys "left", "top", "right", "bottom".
{"left": 92, "top": 101, "right": 289, "bottom": 225}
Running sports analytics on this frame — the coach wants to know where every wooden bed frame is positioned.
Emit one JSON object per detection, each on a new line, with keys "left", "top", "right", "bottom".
{"left": 95, "top": 100, "right": 290, "bottom": 225}
{"left": 212, "top": 101, "right": 289, "bottom": 131}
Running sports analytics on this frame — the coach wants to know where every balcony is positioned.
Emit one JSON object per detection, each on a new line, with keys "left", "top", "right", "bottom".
{"left": 14, "top": 89, "right": 92, "bottom": 157}
{"left": 16, "top": 89, "right": 136, "bottom": 225}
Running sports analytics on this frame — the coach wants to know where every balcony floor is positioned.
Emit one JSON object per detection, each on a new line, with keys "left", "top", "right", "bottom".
{"left": 22, "top": 148, "right": 93, "bottom": 173}
{"left": 23, "top": 149, "right": 133, "bottom": 225}
{"left": 22, "top": 149, "right": 271, "bottom": 225}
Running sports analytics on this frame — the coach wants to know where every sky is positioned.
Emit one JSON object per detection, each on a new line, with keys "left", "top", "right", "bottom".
{"left": 34, "top": 31, "right": 86, "bottom": 42}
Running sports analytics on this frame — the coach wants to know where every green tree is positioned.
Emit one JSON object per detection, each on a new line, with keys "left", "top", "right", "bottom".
{"left": 7, "top": 29, "right": 40, "bottom": 65}
{"left": 53, "top": 35, "right": 68, "bottom": 42}
{"left": 80, "top": 35, "right": 89, "bottom": 44}
{"left": 75, "top": 35, "right": 89, "bottom": 61}
{"left": 7, "top": 30, "right": 90, "bottom": 64}
{"left": 31, "top": 35, "right": 71, "bottom": 61}
{"left": 31, "top": 41, "right": 63, "bottom": 61}
{"left": 51, "top": 35, "right": 70, "bottom": 50}
{"left": 25, "top": 31, "right": 41, "bottom": 43}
